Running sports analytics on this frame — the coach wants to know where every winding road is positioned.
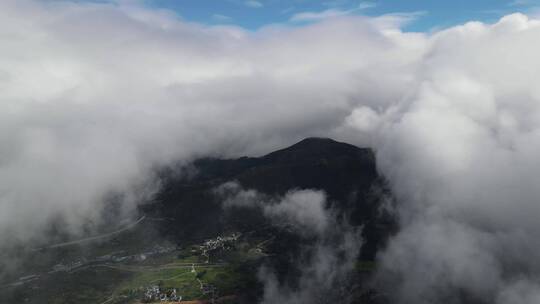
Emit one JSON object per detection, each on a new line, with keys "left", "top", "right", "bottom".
{"left": 34, "top": 215, "right": 146, "bottom": 250}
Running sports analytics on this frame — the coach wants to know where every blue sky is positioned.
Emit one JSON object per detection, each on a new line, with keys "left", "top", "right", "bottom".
{"left": 138, "top": 0, "right": 540, "bottom": 31}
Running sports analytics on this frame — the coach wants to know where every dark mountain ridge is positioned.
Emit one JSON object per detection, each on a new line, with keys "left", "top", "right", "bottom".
{"left": 148, "top": 137, "right": 396, "bottom": 260}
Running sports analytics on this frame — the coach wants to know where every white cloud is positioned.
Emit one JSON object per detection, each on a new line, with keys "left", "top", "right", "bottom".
{"left": 245, "top": 0, "right": 263, "bottom": 8}
{"left": 371, "top": 13, "right": 540, "bottom": 304}
{"left": 290, "top": 2, "right": 377, "bottom": 22}
{"left": 212, "top": 13, "right": 233, "bottom": 22}
{"left": 290, "top": 8, "right": 352, "bottom": 22}
{"left": 218, "top": 182, "right": 330, "bottom": 235}
{"left": 358, "top": 1, "right": 377, "bottom": 10}
{"left": 2, "top": 0, "right": 422, "bottom": 248}
{"left": 322, "top": 0, "right": 349, "bottom": 7}
{"left": 509, "top": 0, "right": 532, "bottom": 6}
{"left": 323, "top": 0, "right": 377, "bottom": 9}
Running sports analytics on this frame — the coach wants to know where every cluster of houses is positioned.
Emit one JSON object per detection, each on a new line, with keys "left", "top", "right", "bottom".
{"left": 143, "top": 286, "right": 182, "bottom": 302}
{"left": 199, "top": 233, "right": 240, "bottom": 262}
{"left": 201, "top": 283, "right": 217, "bottom": 296}
{"left": 141, "top": 278, "right": 217, "bottom": 303}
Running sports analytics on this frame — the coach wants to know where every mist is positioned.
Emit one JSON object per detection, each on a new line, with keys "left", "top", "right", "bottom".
{"left": 216, "top": 183, "right": 362, "bottom": 304}
{"left": 2, "top": 0, "right": 540, "bottom": 302}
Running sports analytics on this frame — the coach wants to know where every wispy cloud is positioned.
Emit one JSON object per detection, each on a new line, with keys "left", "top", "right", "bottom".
{"left": 373, "top": 11, "right": 427, "bottom": 29}
{"left": 212, "top": 13, "right": 233, "bottom": 22}
{"left": 244, "top": 0, "right": 263, "bottom": 8}
{"left": 290, "top": 8, "right": 352, "bottom": 22}
{"left": 290, "top": 2, "right": 377, "bottom": 23}
{"left": 322, "top": 0, "right": 350, "bottom": 7}
{"left": 358, "top": 1, "right": 377, "bottom": 10}
{"left": 508, "top": 0, "right": 532, "bottom": 6}
{"left": 281, "top": 6, "right": 295, "bottom": 14}
{"left": 323, "top": 0, "right": 377, "bottom": 9}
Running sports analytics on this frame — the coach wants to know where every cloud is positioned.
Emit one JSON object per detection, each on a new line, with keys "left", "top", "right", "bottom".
{"left": 245, "top": 0, "right": 263, "bottom": 8}
{"left": 290, "top": 2, "right": 377, "bottom": 22}
{"left": 323, "top": 0, "right": 376, "bottom": 9}
{"left": 370, "top": 11, "right": 427, "bottom": 30}
{"left": 290, "top": 8, "right": 353, "bottom": 22}
{"left": 1, "top": 1, "right": 540, "bottom": 303}
{"left": 369, "top": 13, "right": 540, "bottom": 304}
{"left": 2, "top": 0, "right": 422, "bottom": 252}
{"left": 258, "top": 230, "right": 361, "bottom": 304}
{"left": 358, "top": 1, "right": 377, "bottom": 10}
{"left": 509, "top": 0, "right": 532, "bottom": 6}
{"left": 322, "top": 0, "right": 350, "bottom": 7}
{"left": 212, "top": 13, "right": 233, "bottom": 22}
{"left": 215, "top": 182, "right": 362, "bottom": 303}
{"left": 218, "top": 182, "right": 331, "bottom": 235}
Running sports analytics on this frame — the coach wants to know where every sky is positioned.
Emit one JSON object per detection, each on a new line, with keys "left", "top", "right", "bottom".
{"left": 139, "top": 0, "right": 540, "bottom": 31}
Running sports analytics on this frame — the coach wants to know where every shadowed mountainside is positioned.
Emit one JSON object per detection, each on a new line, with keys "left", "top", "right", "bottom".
{"left": 147, "top": 137, "right": 396, "bottom": 261}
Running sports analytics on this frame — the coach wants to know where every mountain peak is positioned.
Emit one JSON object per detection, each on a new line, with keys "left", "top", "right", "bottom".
{"left": 292, "top": 137, "right": 339, "bottom": 146}
{"left": 263, "top": 137, "right": 373, "bottom": 163}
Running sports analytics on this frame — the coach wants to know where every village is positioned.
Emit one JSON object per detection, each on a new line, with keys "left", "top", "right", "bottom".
{"left": 139, "top": 233, "right": 240, "bottom": 303}
{"left": 199, "top": 233, "right": 240, "bottom": 263}
{"left": 3, "top": 232, "right": 244, "bottom": 303}
{"left": 141, "top": 279, "right": 217, "bottom": 303}
{"left": 143, "top": 285, "right": 182, "bottom": 302}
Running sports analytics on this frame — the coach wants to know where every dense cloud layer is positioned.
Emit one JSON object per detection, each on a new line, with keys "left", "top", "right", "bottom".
{"left": 372, "top": 14, "right": 540, "bottom": 304}
{"left": 0, "top": 0, "right": 422, "bottom": 245}
{"left": 2, "top": 0, "right": 540, "bottom": 302}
